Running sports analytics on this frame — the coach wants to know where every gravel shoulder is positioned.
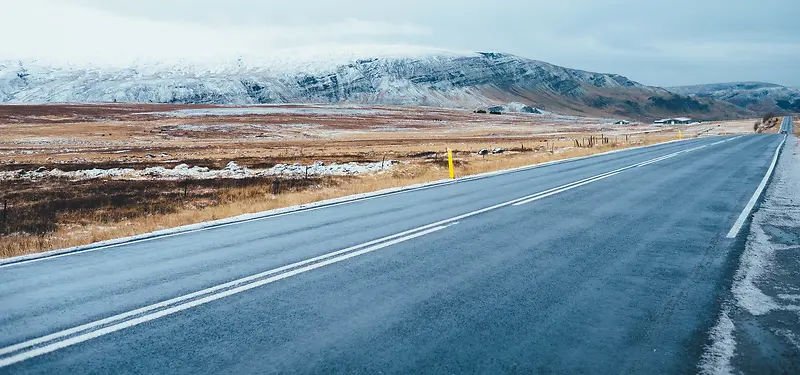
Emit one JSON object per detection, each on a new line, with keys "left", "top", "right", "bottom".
{"left": 701, "top": 135, "right": 800, "bottom": 374}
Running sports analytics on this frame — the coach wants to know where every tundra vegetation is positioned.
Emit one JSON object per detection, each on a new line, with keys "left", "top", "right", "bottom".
{"left": 0, "top": 104, "right": 750, "bottom": 258}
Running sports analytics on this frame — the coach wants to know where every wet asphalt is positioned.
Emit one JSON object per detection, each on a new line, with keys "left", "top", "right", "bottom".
{"left": 0, "top": 134, "right": 785, "bottom": 374}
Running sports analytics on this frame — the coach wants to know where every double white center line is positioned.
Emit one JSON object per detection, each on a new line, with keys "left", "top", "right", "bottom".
{"left": 0, "top": 223, "right": 457, "bottom": 367}
{"left": 0, "top": 136, "right": 738, "bottom": 368}
{"left": 512, "top": 137, "right": 738, "bottom": 206}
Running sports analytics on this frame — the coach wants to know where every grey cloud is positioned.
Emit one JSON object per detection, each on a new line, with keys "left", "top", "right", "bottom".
{"left": 39, "top": 0, "right": 800, "bottom": 86}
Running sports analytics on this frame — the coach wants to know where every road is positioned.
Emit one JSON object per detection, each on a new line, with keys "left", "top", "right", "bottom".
{"left": 0, "top": 133, "right": 787, "bottom": 374}
{"left": 780, "top": 115, "right": 794, "bottom": 134}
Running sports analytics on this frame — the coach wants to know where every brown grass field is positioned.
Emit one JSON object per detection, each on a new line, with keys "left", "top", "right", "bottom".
{"left": 795, "top": 116, "right": 799, "bottom": 136}
{"left": 0, "top": 104, "right": 757, "bottom": 258}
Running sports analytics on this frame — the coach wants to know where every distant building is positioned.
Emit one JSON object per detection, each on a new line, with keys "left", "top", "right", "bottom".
{"left": 613, "top": 120, "right": 631, "bottom": 125}
{"left": 487, "top": 105, "right": 504, "bottom": 115}
{"left": 654, "top": 117, "right": 692, "bottom": 125}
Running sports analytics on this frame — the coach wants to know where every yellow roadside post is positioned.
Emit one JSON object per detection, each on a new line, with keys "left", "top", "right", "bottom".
{"left": 678, "top": 129, "right": 683, "bottom": 140}
{"left": 447, "top": 148, "right": 455, "bottom": 179}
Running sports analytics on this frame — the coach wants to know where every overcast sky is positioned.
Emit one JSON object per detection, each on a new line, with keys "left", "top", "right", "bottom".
{"left": 2, "top": 0, "right": 798, "bottom": 87}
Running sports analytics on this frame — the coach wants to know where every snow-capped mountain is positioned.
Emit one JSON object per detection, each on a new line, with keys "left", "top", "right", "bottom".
{"left": 0, "top": 49, "right": 752, "bottom": 119}
{"left": 668, "top": 82, "right": 800, "bottom": 114}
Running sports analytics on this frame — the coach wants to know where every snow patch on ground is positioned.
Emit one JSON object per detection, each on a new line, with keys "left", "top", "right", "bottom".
{"left": 147, "top": 106, "right": 394, "bottom": 117}
{"left": 731, "top": 223, "right": 782, "bottom": 316}
{"left": 0, "top": 160, "right": 400, "bottom": 181}
{"left": 774, "top": 329, "right": 800, "bottom": 350}
{"left": 699, "top": 308, "right": 736, "bottom": 375}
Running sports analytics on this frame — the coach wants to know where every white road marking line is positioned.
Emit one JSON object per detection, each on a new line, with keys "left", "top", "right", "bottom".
{"left": 513, "top": 171, "right": 624, "bottom": 206}
{"left": 0, "top": 220, "right": 457, "bottom": 357}
{"left": 0, "top": 136, "right": 707, "bottom": 269}
{"left": 0, "top": 136, "right": 734, "bottom": 366}
{"left": 0, "top": 224, "right": 455, "bottom": 368}
{"left": 726, "top": 135, "right": 787, "bottom": 238}
{"left": 512, "top": 140, "right": 718, "bottom": 206}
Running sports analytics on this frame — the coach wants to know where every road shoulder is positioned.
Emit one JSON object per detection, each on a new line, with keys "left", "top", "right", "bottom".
{"left": 700, "top": 135, "right": 800, "bottom": 374}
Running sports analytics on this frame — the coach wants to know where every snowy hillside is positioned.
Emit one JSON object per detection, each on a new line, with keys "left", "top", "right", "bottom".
{"left": 0, "top": 49, "right": 752, "bottom": 119}
{"left": 669, "top": 82, "right": 800, "bottom": 113}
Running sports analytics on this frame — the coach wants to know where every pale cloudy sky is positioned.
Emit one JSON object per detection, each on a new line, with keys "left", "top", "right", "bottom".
{"left": 1, "top": 0, "right": 798, "bottom": 87}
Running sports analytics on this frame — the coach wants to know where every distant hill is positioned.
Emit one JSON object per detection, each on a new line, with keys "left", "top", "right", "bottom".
{"left": 0, "top": 48, "right": 752, "bottom": 120}
{"left": 668, "top": 82, "right": 800, "bottom": 114}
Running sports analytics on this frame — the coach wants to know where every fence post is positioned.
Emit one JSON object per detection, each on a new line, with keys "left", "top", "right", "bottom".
{"left": 272, "top": 179, "right": 280, "bottom": 195}
{"left": 1, "top": 199, "right": 6, "bottom": 230}
{"left": 382, "top": 155, "right": 386, "bottom": 170}
{"left": 305, "top": 166, "right": 310, "bottom": 180}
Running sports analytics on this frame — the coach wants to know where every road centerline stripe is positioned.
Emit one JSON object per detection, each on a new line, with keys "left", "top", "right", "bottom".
{"left": 0, "top": 224, "right": 455, "bottom": 368}
{"left": 0, "top": 220, "right": 456, "bottom": 358}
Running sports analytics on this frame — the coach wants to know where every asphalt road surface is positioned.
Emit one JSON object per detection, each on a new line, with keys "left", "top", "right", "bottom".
{"left": 0, "top": 134, "right": 787, "bottom": 374}
{"left": 780, "top": 116, "right": 794, "bottom": 134}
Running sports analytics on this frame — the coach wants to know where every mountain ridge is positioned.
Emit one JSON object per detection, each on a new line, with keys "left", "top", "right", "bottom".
{"left": 669, "top": 81, "right": 800, "bottom": 114}
{"left": 0, "top": 50, "right": 753, "bottom": 120}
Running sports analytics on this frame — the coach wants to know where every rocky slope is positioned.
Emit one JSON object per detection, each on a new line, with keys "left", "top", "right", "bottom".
{"left": 669, "top": 82, "right": 800, "bottom": 114}
{"left": 0, "top": 51, "right": 752, "bottom": 120}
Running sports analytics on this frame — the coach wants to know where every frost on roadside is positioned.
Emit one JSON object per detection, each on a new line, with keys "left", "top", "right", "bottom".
{"left": 699, "top": 136, "right": 800, "bottom": 374}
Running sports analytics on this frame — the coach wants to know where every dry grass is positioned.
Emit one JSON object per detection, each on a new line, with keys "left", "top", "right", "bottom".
{"left": 794, "top": 116, "right": 799, "bottom": 136}
{"left": 0, "top": 133, "right": 676, "bottom": 259}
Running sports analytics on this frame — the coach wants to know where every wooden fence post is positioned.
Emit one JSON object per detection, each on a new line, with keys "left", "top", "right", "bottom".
{"left": 1, "top": 199, "right": 7, "bottom": 230}
{"left": 272, "top": 179, "right": 280, "bottom": 195}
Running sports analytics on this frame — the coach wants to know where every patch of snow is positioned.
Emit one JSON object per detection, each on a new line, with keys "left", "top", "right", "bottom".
{"left": 266, "top": 160, "right": 399, "bottom": 177}
{"left": 148, "top": 106, "right": 394, "bottom": 117}
{"left": 0, "top": 160, "right": 399, "bottom": 181}
{"left": 773, "top": 329, "right": 800, "bottom": 350}
{"left": 174, "top": 124, "right": 204, "bottom": 131}
{"left": 0, "top": 167, "right": 138, "bottom": 180}
{"left": 504, "top": 102, "right": 542, "bottom": 114}
{"left": 777, "top": 294, "right": 800, "bottom": 301}
{"left": 699, "top": 308, "right": 736, "bottom": 375}
{"left": 731, "top": 223, "right": 782, "bottom": 315}
{"left": 142, "top": 162, "right": 248, "bottom": 179}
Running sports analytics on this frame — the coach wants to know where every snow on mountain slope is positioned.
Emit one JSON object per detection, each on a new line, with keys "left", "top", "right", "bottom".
{"left": 0, "top": 49, "right": 752, "bottom": 120}
{"left": 669, "top": 82, "right": 800, "bottom": 113}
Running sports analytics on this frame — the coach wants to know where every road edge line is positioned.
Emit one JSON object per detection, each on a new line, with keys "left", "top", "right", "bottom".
{"left": 726, "top": 134, "right": 787, "bottom": 239}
